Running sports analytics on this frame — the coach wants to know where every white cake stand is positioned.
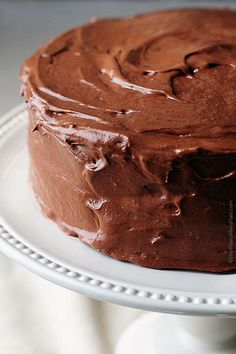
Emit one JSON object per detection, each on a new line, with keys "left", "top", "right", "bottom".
{"left": 1, "top": 105, "right": 236, "bottom": 354}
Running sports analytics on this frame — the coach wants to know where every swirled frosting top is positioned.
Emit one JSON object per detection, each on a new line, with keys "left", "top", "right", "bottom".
{"left": 21, "top": 8, "right": 236, "bottom": 138}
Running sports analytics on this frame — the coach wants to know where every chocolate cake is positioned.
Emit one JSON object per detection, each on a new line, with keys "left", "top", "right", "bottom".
{"left": 20, "top": 8, "right": 236, "bottom": 272}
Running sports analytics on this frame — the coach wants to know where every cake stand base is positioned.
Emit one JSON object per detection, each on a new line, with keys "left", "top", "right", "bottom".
{"left": 115, "top": 314, "right": 236, "bottom": 354}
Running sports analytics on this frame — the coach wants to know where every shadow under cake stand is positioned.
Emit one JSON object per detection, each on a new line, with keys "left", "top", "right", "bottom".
{"left": 1, "top": 105, "right": 236, "bottom": 354}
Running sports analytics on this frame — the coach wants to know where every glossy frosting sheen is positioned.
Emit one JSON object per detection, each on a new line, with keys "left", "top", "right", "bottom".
{"left": 21, "top": 8, "right": 236, "bottom": 271}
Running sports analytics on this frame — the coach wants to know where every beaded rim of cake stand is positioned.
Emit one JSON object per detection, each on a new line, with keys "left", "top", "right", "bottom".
{"left": 0, "top": 105, "right": 235, "bottom": 308}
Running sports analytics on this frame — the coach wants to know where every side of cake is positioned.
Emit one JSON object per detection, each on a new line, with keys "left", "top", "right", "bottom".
{"left": 20, "top": 8, "right": 236, "bottom": 272}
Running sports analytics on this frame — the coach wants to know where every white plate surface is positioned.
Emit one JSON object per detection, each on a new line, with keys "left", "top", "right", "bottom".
{"left": 0, "top": 105, "right": 236, "bottom": 316}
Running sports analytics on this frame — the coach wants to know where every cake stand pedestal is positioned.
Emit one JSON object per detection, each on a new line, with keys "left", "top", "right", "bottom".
{"left": 116, "top": 314, "right": 236, "bottom": 354}
{"left": 1, "top": 105, "right": 236, "bottom": 354}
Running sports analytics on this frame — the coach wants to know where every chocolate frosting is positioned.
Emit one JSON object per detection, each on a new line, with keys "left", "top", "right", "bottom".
{"left": 21, "top": 8, "right": 236, "bottom": 271}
